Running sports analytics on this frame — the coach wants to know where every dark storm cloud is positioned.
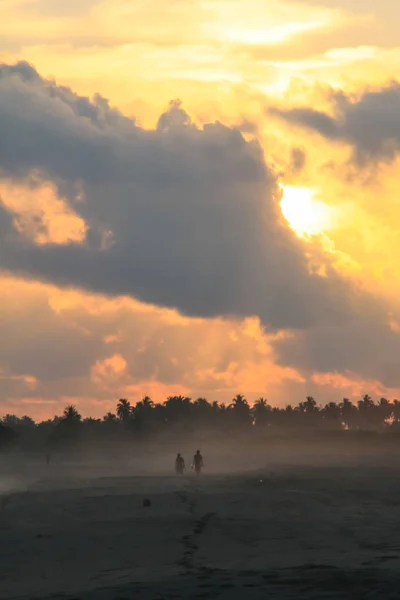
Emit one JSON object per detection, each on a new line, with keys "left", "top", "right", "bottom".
{"left": 3, "top": 61, "right": 400, "bottom": 387}
{"left": 270, "top": 83, "right": 400, "bottom": 163}
{"left": 0, "top": 60, "right": 366, "bottom": 332}
{"left": 273, "top": 312, "right": 400, "bottom": 389}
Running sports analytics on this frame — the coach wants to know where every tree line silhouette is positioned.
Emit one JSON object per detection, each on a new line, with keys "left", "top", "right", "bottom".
{"left": 1, "top": 394, "right": 400, "bottom": 449}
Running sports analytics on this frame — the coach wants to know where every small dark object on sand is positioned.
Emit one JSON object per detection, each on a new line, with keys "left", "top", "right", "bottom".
{"left": 143, "top": 498, "right": 151, "bottom": 507}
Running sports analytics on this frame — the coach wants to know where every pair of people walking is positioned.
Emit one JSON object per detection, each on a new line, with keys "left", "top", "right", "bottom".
{"left": 175, "top": 450, "right": 203, "bottom": 475}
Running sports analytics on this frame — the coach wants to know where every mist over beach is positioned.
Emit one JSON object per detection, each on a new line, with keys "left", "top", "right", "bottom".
{"left": 2, "top": 420, "right": 400, "bottom": 599}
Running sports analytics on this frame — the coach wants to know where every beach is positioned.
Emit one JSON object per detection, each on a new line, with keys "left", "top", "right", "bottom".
{"left": 2, "top": 456, "right": 400, "bottom": 599}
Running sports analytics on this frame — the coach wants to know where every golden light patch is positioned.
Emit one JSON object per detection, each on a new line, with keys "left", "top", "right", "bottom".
{"left": 1, "top": 0, "right": 357, "bottom": 119}
{"left": 242, "top": 317, "right": 271, "bottom": 355}
{"left": 280, "top": 185, "right": 335, "bottom": 238}
{"left": 311, "top": 372, "right": 390, "bottom": 398}
{"left": 0, "top": 179, "right": 86, "bottom": 245}
{"left": 91, "top": 353, "right": 128, "bottom": 390}
{"left": 217, "top": 20, "right": 326, "bottom": 46}
{"left": 202, "top": 0, "right": 337, "bottom": 46}
{"left": 0, "top": 370, "right": 37, "bottom": 389}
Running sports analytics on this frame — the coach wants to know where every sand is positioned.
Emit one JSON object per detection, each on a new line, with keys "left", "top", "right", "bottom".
{"left": 2, "top": 456, "right": 400, "bottom": 599}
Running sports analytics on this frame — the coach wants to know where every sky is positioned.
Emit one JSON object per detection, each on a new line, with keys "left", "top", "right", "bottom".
{"left": 1, "top": 0, "right": 400, "bottom": 419}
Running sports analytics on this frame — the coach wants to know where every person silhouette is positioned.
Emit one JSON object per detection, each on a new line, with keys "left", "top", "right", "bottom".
{"left": 175, "top": 453, "right": 185, "bottom": 475}
{"left": 193, "top": 450, "right": 203, "bottom": 475}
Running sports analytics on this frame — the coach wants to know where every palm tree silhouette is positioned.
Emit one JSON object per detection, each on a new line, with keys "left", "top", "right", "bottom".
{"left": 376, "top": 397, "right": 393, "bottom": 428}
{"left": 357, "top": 394, "right": 375, "bottom": 429}
{"left": 133, "top": 396, "right": 154, "bottom": 431}
{"left": 116, "top": 399, "right": 132, "bottom": 423}
{"left": 322, "top": 402, "right": 342, "bottom": 429}
{"left": 392, "top": 400, "right": 400, "bottom": 424}
{"left": 135, "top": 396, "right": 154, "bottom": 414}
{"left": 0, "top": 421, "right": 18, "bottom": 448}
{"left": 103, "top": 412, "right": 118, "bottom": 423}
{"left": 63, "top": 405, "right": 81, "bottom": 422}
{"left": 5, "top": 390, "right": 400, "bottom": 446}
{"left": 253, "top": 398, "right": 271, "bottom": 427}
{"left": 340, "top": 398, "right": 356, "bottom": 429}
{"left": 298, "top": 396, "right": 318, "bottom": 413}
{"left": 164, "top": 396, "right": 192, "bottom": 421}
{"left": 229, "top": 394, "right": 251, "bottom": 426}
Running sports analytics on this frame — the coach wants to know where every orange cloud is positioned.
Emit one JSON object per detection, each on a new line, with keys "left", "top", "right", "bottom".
{"left": 311, "top": 372, "right": 399, "bottom": 400}
{"left": 91, "top": 353, "right": 128, "bottom": 391}
{"left": 3, "top": 1, "right": 400, "bottom": 419}
{"left": 0, "top": 177, "right": 86, "bottom": 245}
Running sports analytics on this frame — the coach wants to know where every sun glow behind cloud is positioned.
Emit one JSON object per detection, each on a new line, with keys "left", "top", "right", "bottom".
{"left": 214, "top": 20, "right": 326, "bottom": 46}
{"left": 280, "top": 185, "right": 335, "bottom": 238}
{"left": 202, "top": 0, "right": 337, "bottom": 46}
{"left": 2, "top": 0, "right": 400, "bottom": 418}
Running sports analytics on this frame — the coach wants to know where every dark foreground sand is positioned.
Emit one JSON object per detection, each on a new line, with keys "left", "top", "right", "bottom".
{"left": 2, "top": 459, "right": 400, "bottom": 599}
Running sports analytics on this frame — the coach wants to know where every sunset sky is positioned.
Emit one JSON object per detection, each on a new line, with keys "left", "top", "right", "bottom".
{"left": 1, "top": 0, "right": 400, "bottom": 419}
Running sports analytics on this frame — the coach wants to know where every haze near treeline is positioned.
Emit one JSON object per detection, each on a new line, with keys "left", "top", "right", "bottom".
{"left": 2, "top": 395, "right": 400, "bottom": 453}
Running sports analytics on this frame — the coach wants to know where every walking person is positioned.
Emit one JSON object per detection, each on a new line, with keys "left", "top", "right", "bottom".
{"left": 193, "top": 450, "right": 203, "bottom": 475}
{"left": 175, "top": 453, "right": 185, "bottom": 475}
